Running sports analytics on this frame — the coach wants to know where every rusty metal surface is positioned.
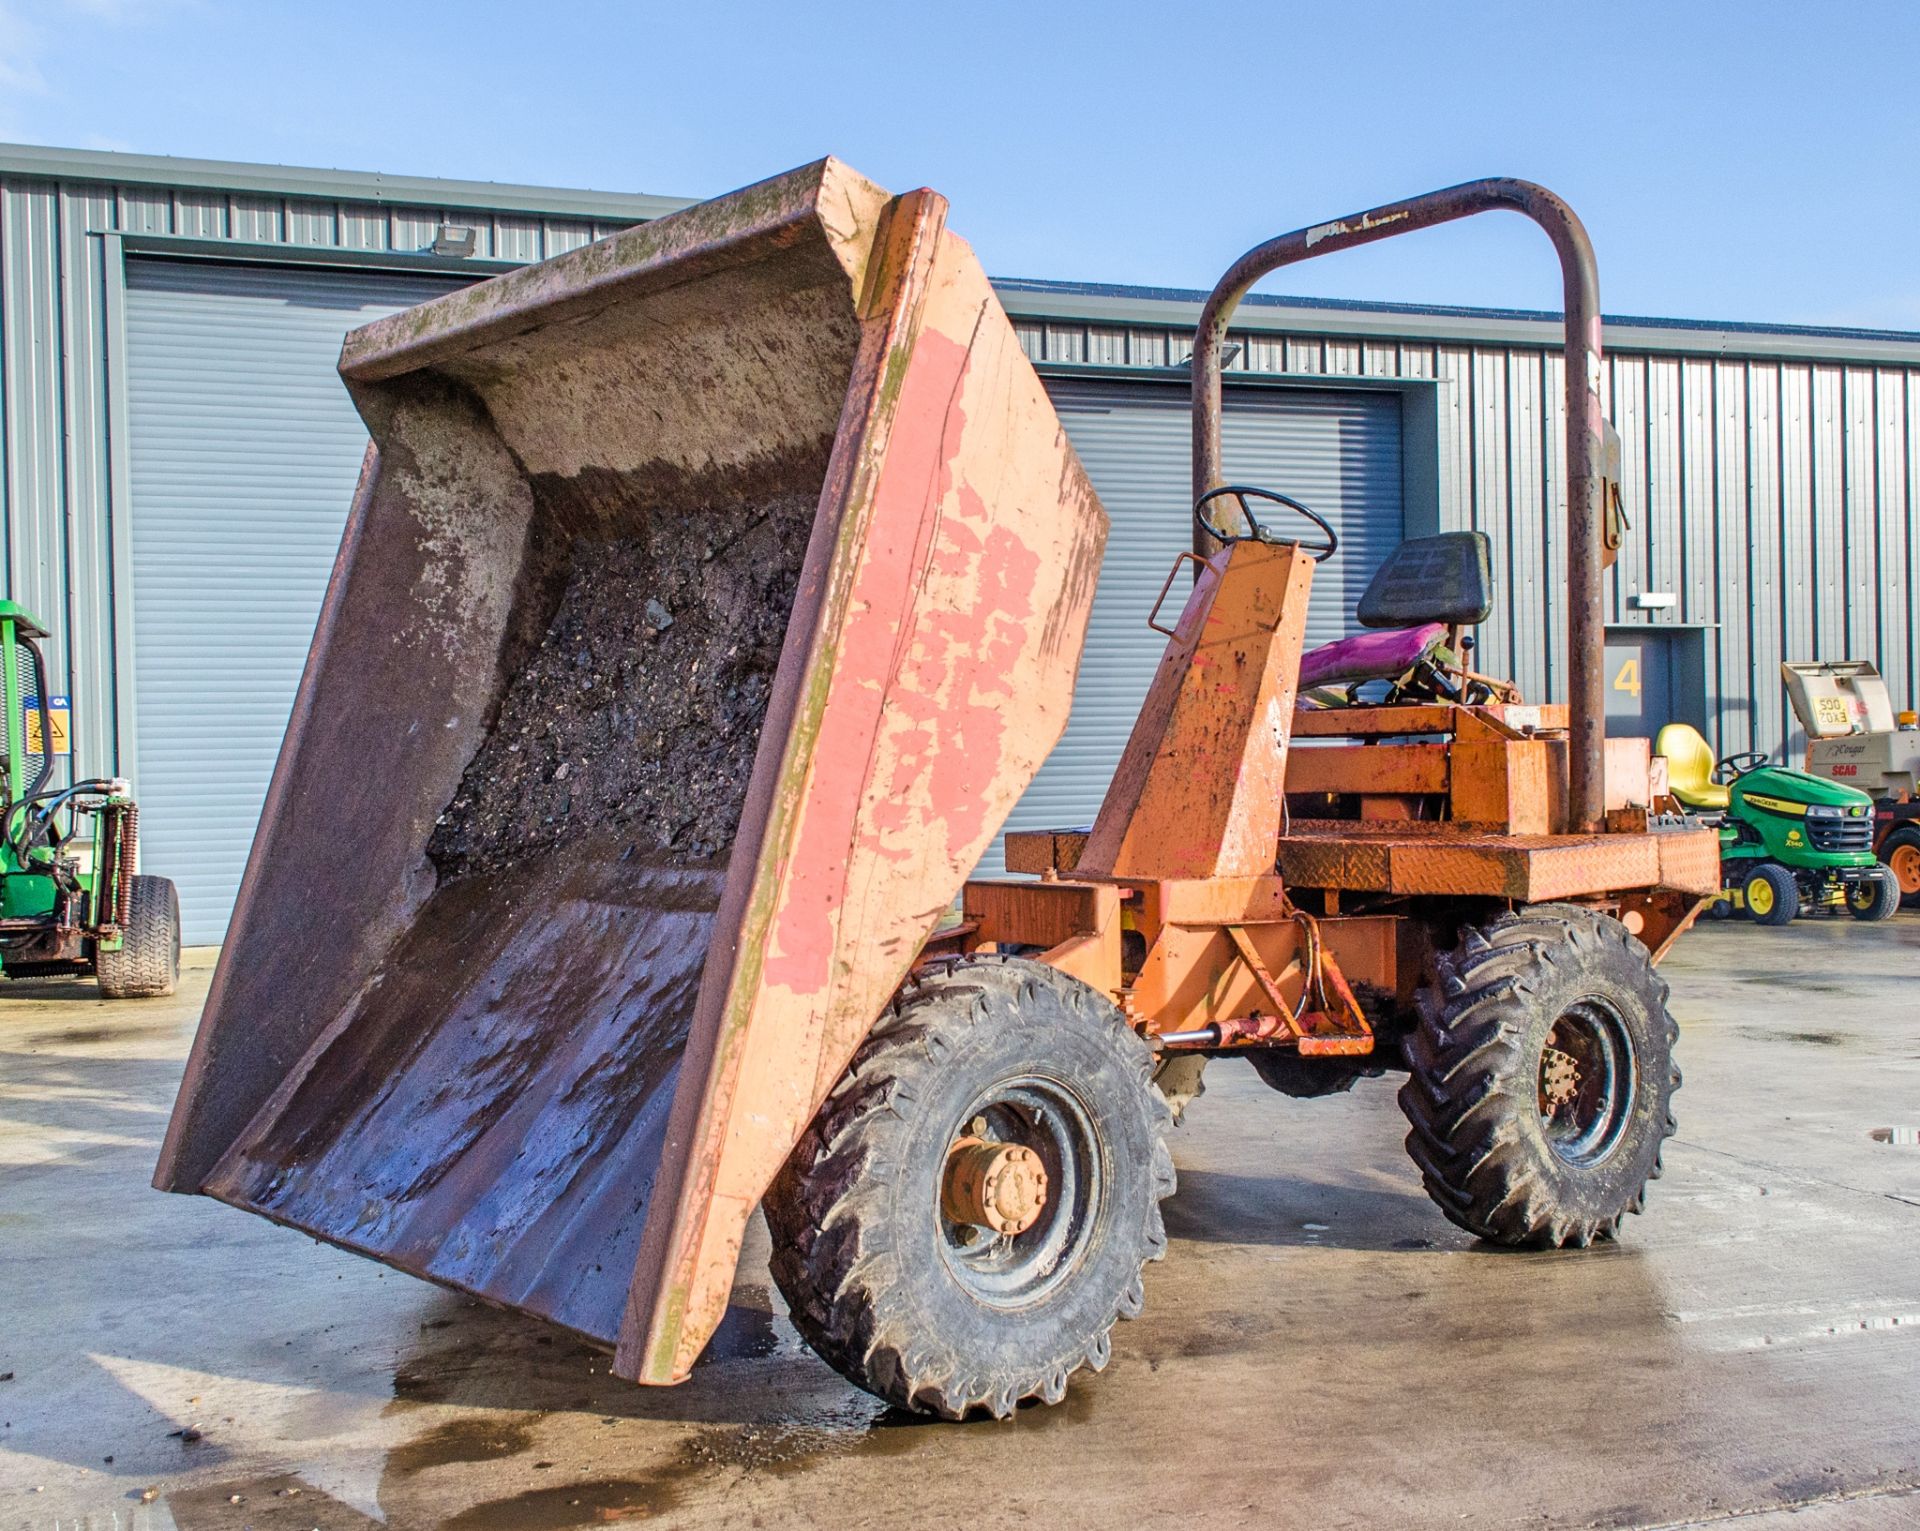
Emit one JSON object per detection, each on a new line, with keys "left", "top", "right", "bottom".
{"left": 156, "top": 159, "right": 1108, "bottom": 1390}
{"left": 1192, "top": 181, "right": 1608, "bottom": 831}
{"left": 1277, "top": 821, "right": 1720, "bottom": 902}
{"left": 1656, "top": 828, "right": 1724, "bottom": 895}
{"left": 1291, "top": 701, "right": 1569, "bottom": 738}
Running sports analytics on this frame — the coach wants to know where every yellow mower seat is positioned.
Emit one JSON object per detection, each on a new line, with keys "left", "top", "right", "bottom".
{"left": 1655, "top": 723, "right": 1729, "bottom": 810}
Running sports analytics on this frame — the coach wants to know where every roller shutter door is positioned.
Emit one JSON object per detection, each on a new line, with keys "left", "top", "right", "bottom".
{"left": 998, "top": 378, "right": 1404, "bottom": 861}
{"left": 124, "top": 259, "right": 469, "bottom": 943}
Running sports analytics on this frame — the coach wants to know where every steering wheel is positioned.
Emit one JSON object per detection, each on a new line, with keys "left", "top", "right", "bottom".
{"left": 1194, "top": 485, "right": 1338, "bottom": 562}
{"left": 1712, "top": 751, "right": 1770, "bottom": 784}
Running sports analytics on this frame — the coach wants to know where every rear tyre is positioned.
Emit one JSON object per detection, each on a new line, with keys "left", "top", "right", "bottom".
{"left": 1880, "top": 827, "right": 1920, "bottom": 910}
{"left": 95, "top": 875, "right": 181, "bottom": 999}
{"left": 763, "top": 957, "right": 1174, "bottom": 1419}
{"left": 1740, "top": 862, "right": 1799, "bottom": 926}
{"left": 1246, "top": 1051, "right": 1376, "bottom": 1098}
{"left": 1398, "top": 905, "right": 1678, "bottom": 1248}
{"left": 1846, "top": 866, "right": 1901, "bottom": 922}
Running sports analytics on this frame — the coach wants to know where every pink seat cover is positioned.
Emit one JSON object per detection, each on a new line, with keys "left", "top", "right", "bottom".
{"left": 1299, "top": 622, "right": 1447, "bottom": 690}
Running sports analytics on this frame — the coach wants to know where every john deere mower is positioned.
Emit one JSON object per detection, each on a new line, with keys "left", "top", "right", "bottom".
{"left": 1655, "top": 723, "right": 1899, "bottom": 925}
{"left": 0, "top": 600, "right": 179, "bottom": 996}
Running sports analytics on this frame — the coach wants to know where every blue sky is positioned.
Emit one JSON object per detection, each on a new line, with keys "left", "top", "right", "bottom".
{"left": 4, "top": 0, "right": 1918, "bottom": 329}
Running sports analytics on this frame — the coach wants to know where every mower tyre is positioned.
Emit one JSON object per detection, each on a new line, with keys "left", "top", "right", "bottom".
{"left": 1846, "top": 866, "right": 1902, "bottom": 922}
{"left": 96, "top": 874, "right": 181, "bottom": 999}
{"left": 1880, "top": 826, "right": 1920, "bottom": 910}
{"left": 1740, "top": 862, "right": 1799, "bottom": 926}
{"left": 763, "top": 956, "right": 1174, "bottom": 1419}
{"left": 1399, "top": 904, "right": 1678, "bottom": 1249}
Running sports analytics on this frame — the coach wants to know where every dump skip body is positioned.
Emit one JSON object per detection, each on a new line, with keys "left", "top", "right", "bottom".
{"left": 155, "top": 159, "right": 1107, "bottom": 1383}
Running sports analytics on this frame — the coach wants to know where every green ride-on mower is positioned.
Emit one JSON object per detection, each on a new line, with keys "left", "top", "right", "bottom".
{"left": 0, "top": 601, "right": 180, "bottom": 996}
{"left": 1655, "top": 723, "right": 1899, "bottom": 926}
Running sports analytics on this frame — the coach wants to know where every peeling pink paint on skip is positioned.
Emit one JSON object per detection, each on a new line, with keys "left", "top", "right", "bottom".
{"left": 760, "top": 322, "right": 1018, "bottom": 995}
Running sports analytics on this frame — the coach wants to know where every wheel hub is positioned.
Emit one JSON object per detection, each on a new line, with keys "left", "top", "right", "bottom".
{"left": 1536, "top": 1006, "right": 1635, "bottom": 1167}
{"left": 1540, "top": 1044, "right": 1580, "bottom": 1109}
{"left": 942, "top": 1137, "right": 1049, "bottom": 1235}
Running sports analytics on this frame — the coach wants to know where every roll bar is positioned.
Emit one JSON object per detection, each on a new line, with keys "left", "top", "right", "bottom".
{"left": 1190, "top": 179, "right": 1608, "bottom": 834}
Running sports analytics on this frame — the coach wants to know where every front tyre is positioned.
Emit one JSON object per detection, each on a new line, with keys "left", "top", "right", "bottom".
{"left": 1846, "top": 866, "right": 1901, "bottom": 922}
{"left": 96, "top": 875, "right": 181, "bottom": 999}
{"left": 1398, "top": 905, "right": 1679, "bottom": 1248}
{"left": 1741, "top": 862, "right": 1799, "bottom": 926}
{"left": 763, "top": 957, "right": 1174, "bottom": 1420}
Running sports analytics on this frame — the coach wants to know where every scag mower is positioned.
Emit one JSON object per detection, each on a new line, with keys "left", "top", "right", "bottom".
{"left": 158, "top": 164, "right": 1717, "bottom": 1421}
{"left": 0, "top": 601, "right": 180, "bottom": 996}
{"left": 1782, "top": 660, "right": 1920, "bottom": 907}
{"left": 1655, "top": 722, "right": 1898, "bottom": 924}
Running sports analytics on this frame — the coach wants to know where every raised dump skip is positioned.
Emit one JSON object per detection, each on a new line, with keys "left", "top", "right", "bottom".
{"left": 155, "top": 160, "right": 1107, "bottom": 1385}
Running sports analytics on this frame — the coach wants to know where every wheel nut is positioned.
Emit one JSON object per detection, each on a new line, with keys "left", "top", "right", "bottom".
{"left": 942, "top": 1138, "right": 1048, "bottom": 1235}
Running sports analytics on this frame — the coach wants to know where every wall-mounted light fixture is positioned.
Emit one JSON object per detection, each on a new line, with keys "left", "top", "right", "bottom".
{"left": 1630, "top": 591, "right": 1677, "bottom": 610}
{"left": 430, "top": 224, "right": 478, "bottom": 258}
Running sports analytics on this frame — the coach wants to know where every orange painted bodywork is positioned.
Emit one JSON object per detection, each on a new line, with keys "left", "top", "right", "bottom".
{"left": 971, "top": 527, "right": 1717, "bottom": 1054}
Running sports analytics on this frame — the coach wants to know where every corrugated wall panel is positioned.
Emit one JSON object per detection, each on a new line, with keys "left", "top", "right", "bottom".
{"left": 1712, "top": 360, "right": 1751, "bottom": 752}
{"left": 493, "top": 216, "right": 541, "bottom": 263}
{"left": 284, "top": 198, "right": 338, "bottom": 246}
{"left": 1436, "top": 346, "right": 1471, "bottom": 534}
{"left": 1680, "top": 358, "right": 1716, "bottom": 627}
{"left": 387, "top": 207, "right": 440, "bottom": 253}
{"left": 228, "top": 195, "right": 283, "bottom": 243}
{"left": 172, "top": 191, "right": 226, "bottom": 240}
{"left": 338, "top": 203, "right": 388, "bottom": 250}
{"left": 1811, "top": 365, "right": 1847, "bottom": 664}
{"left": 1087, "top": 326, "right": 1125, "bottom": 365}
{"left": 117, "top": 187, "right": 170, "bottom": 234}
{"left": 1843, "top": 368, "right": 1879, "bottom": 662}
{"left": 1747, "top": 365, "right": 1787, "bottom": 759}
{"left": 1618, "top": 356, "right": 1656, "bottom": 630}
{"left": 1783, "top": 364, "right": 1818, "bottom": 756}
{"left": 1, "top": 182, "right": 69, "bottom": 652}
{"left": 1884, "top": 373, "right": 1915, "bottom": 709}
{"left": 1907, "top": 379, "right": 1920, "bottom": 705}
{"left": 1471, "top": 349, "right": 1511, "bottom": 675}
{"left": 1128, "top": 329, "right": 1166, "bottom": 368}
{"left": 546, "top": 220, "right": 596, "bottom": 255}
{"left": 1540, "top": 350, "right": 1565, "bottom": 699}
{"left": 59, "top": 187, "right": 119, "bottom": 776}
{"left": 1507, "top": 348, "right": 1547, "bottom": 702}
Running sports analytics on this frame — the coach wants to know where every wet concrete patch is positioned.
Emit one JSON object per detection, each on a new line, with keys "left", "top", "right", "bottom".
{"left": 437, "top": 1475, "right": 684, "bottom": 1530}
{"left": 387, "top": 1414, "right": 541, "bottom": 1475}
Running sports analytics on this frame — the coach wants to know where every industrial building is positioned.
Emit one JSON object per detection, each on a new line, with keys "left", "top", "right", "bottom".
{"left": 4, "top": 142, "right": 1917, "bottom": 940}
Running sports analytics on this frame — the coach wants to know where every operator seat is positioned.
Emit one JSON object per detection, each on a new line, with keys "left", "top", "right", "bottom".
{"left": 1653, "top": 723, "right": 1729, "bottom": 811}
{"left": 1297, "top": 531, "right": 1493, "bottom": 693}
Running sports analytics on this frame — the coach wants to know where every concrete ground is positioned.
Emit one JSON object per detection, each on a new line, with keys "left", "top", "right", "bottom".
{"left": 3, "top": 917, "right": 1917, "bottom": 1531}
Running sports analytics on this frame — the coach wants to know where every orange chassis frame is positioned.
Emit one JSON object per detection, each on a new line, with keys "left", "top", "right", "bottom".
{"left": 924, "top": 537, "right": 1719, "bottom": 1062}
